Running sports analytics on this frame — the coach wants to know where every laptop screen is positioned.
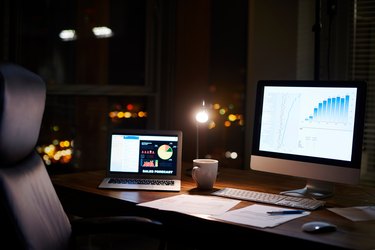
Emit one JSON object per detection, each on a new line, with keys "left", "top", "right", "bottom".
{"left": 108, "top": 130, "right": 182, "bottom": 178}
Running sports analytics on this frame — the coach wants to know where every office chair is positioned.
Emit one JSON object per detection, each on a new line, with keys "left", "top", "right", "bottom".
{"left": 0, "top": 63, "right": 166, "bottom": 250}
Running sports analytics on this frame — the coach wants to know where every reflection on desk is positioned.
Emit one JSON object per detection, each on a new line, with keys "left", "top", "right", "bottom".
{"left": 51, "top": 165, "right": 375, "bottom": 250}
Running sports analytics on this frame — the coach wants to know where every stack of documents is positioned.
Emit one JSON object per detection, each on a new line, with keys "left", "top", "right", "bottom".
{"left": 212, "top": 204, "right": 310, "bottom": 228}
{"left": 137, "top": 194, "right": 310, "bottom": 228}
{"left": 137, "top": 194, "right": 240, "bottom": 217}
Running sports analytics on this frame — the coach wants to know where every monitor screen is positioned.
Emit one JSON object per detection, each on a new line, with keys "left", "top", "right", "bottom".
{"left": 250, "top": 80, "right": 366, "bottom": 198}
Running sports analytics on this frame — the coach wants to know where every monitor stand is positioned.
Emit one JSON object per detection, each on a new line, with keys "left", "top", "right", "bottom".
{"left": 279, "top": 179, "right": 334, "bottom": 199}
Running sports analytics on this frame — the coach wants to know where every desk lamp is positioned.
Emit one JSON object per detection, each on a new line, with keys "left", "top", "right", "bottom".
{"left": 195, "top": 100, "right": 209, "bottom": 159}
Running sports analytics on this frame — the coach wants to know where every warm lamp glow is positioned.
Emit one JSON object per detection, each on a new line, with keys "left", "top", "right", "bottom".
{"left": 195, "top": 110, "right": 208, "bottom": 123}
{"left": 195, "top": 100, "right": 209, "bottom": 123}
{"left": 195, "top": 100, "right": 208, "bottom": 159}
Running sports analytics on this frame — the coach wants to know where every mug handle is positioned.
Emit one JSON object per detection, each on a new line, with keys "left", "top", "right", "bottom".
{"left": 192, "top": 166, "right": 200, "bottom": 182}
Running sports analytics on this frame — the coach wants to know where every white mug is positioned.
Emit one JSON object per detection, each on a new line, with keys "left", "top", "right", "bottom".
{"left": 192, "top": 159, "right": 218, "bottom": 190}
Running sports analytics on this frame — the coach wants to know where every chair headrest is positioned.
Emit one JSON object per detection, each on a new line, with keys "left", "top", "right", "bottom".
{"left": 0, "top": 63, "right": 46, "bottom": 166}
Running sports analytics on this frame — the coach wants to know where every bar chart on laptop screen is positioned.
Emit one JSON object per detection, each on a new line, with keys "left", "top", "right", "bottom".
{"left": 259, "top": 86, "right": 357, "bottom": 161}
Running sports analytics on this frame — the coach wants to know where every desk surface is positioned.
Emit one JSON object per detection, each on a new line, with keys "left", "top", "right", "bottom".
{"left": 51, "top": 165, "right": 375, "bottom": 250}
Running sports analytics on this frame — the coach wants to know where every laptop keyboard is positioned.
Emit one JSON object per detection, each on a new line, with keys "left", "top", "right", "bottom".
{"left": 109, "top": 178, "right": 175, "bottom": 186}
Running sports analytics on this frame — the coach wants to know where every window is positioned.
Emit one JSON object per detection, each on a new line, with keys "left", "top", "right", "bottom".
{"left": 205, "top": 0, "right": 248, "bottom": 169}
{"left": 2, "top": 0, "right": 249, "bottom": 173}
{"left": 1, "top": 0, "right": 165, "bottom": 173}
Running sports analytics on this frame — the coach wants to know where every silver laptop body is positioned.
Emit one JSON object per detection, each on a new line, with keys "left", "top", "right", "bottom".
{"left": 98, "top": 129, "right": 182, "bottom": 191}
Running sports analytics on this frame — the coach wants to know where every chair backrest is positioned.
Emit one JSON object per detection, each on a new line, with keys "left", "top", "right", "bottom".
{"left": 0, "top": 63, "right": 72, "bottom": 250}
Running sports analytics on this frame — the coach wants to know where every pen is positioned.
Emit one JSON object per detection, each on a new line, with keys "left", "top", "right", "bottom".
{"left": 267, "top": 210, "right": 305, "bottom": 215}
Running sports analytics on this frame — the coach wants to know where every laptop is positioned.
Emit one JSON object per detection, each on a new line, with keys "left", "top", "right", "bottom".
{"left": 98, "top": 129, "right": 182, "bottom": 191}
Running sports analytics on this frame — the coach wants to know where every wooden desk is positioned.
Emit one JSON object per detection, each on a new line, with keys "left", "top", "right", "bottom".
{"left": 51, "top": 166, "right": 375, "bottom": 250}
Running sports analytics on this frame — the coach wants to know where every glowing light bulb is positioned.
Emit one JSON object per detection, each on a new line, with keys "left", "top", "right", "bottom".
{"left": 92, "top": 26, "right": 113, "bottom": 38}
{"left": 196, "top": 110, "right": 208, "bottom": 123}
{"left": 195, "top": 100, "right": 209, "bottom": 123}
{"left": 59, "top": 29, "right": 77, "bottom": 41}
{"left": 195, "top": 100, "right": 208, "bottom": 159}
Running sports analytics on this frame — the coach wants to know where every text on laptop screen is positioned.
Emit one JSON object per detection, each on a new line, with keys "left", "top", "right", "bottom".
{"left": 110, "top": 134, "right": 179, "bottom": 175}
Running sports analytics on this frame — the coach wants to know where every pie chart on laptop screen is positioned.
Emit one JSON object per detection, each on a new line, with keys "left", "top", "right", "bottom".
{"left": 158, "top": 144, "right": 173, "bottom": 160}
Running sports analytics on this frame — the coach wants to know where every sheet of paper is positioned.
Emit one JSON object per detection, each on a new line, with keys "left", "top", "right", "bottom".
{"left": 211, "top": 204, "right": 310, "bottom": 228}
{"left": 137, "top": 194, "right": 240, "bottom": 216}
{"left": 328, "top": 206, "right": 375, "bottom": 221}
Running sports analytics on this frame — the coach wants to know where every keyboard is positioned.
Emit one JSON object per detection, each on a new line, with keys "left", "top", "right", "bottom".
{"left": 99, "top": 177, "right": 181, "bottom": 191}
{"left": 212, "top": 187, "right": 325, "bottom": 210}
{"left": 108, "top": 178, "right": 175, "bottom": 186}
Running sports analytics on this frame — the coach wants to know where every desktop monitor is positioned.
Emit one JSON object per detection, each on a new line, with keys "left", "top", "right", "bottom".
{"left": 250, "top": 80, "right": 366, "bottom": 199}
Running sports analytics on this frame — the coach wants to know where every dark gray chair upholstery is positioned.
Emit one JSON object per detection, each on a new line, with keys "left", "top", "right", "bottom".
{"left": 0, "top": 63, "right": 165, "bottom": 250}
